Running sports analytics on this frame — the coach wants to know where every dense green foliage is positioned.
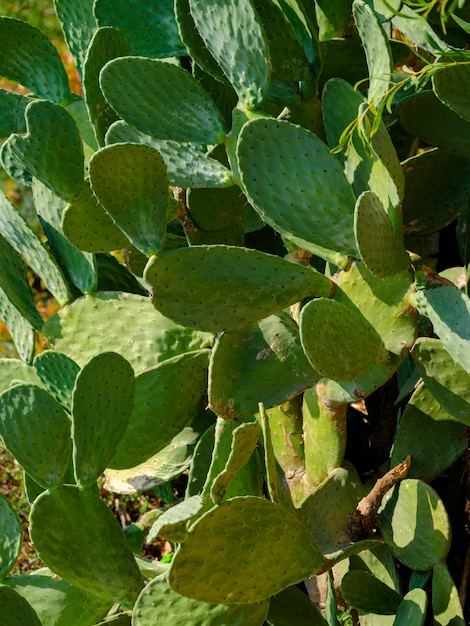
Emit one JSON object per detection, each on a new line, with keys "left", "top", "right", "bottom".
{"left": 0, "top": 0, "right": 470, "bottom": 624}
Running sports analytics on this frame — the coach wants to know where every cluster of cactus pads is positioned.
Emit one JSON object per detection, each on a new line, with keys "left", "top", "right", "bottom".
{"left": 1, "top": 0, "right": 470, "bottom": 623}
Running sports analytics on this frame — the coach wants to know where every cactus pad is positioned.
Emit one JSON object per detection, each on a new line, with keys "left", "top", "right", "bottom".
{"left": 354, "top": 191, "right": 410, "bottom": 278}
{"left": 353, "top": 0, "right": 392, "bottom": 103}
{"left": 3, "top": 569, "right": 112, "bottom": 626}
{"left": 109, "top": 350, "right": 209, "bottom": 469}
{"left": 237, "top": 118, "right": 358, "bottom": 261}
{"left": 412, "top": 286, "right": 470, "bottom": 375}
{"left": 188, "top": 0, "right": 270, "bottom": 109}
{"left": 432, "top": 563, "right": 465, "bottom": 625}
{"left": 0, "top": 586, "right": 41, "bottom": 625}
{"left": 0, "top": 291, "right": 35, "bottom": 363}
{"left": 379, "top": 479, "right": 451, "bottom": 570}
{"left": 268, "top": 585, "right": 328, "bottom": 625}
{"left": 390, "top": 382, "right": 466, "bottom": 482}
{"left": 300, "top": 298, "right": 388, "bottom": 381}
{"left": 83, "top": 27, "right": 131, "bottom": 145}
{"left": 433, "top": 59, "right": 470, "bottom": 124}
{"left": 89, "top": 143, "right": 168, "bottom": 256}
{"left": 394, "top": 588, "right": 427, "bottom": 626}
{"left": 0, "top": 492, "right": 22, "bottom": 578}
{"left": 105, "top": 121, "right": 233, "bottom": 188}
{"left": 209, "top": 312, "right": 318, "bottom": 419}
{"left": 341, "top": 570, "right": 402, "bottom": 614}
{"left": 72, "top": 352, "right": 135, "bottom": 485}
{"left": 32, "top": 178, "right": 97, "bottom": 294}
{"left": 0, "top": 16, "right": 71, "bottom": 104}
{"left": 133, "top": 575, "right": 270, "bottom": 626}
{"left": 144, "top": 245, "right": 332, "bottom": 332}
{"left": 43, "top": 292, "right": 213, "bottom": 372}
{"left": 0, "top": 358, "right": 42, "bottom": 392}
{"left": 0, "top": 383, "right": 71, "bottom": 488}
{"left": 146, "top": 495, "right": 205, "bottom": 544}
{"left": 33, "top": 350, "right": 79, "bottom": 412}
{"left": 0, "top": 192, "right": 70, "bottom": 305}
{"left": 61, "top": 179, "right": 130, "bottom": 253}
{"left": 412, "top": 338, "right": 470, "bottom": 423}
{"left": 53, "top": 0, "right": 97, "bottom": 79}
{"left": 94, "top": 0, "right": 186, "bottom": 58}
{"left": 169, "top": 496, "right": 325, "bottom": 603}
{"left": 30, "top": 485, "right": 144, "bottom": 608}
{"left": 100, "top": 57, "right": 227, "bottom": 144}
{"left": 0, "top": 89, "right": 28, "bottom": 138}
{"left": 4, "top": 100, "right": 84, "bottom": 203}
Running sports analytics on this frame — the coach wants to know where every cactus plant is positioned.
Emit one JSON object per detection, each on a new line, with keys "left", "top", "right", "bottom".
{"left": 0, "top": 0, "right": 469, "bottom": 623}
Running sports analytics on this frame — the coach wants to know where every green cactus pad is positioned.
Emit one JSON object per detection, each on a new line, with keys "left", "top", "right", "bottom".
{"left": 433, "top": 59, "right": 470, "bottom": 124}
{"left": 322, "top": 78, "right": 404, "bottom": 231}
{"left": 169, "top": 496, "right": 325, "bottom": 603}
{"left": 109, "top": 350, "right": 209, "bottom": 469}
{"left": 0, "top": 358, "right": 42, "bottom": 392}
{"left": 94, "top": 0, "right": 186, "bottom": 58}
{"left": 30, "top": 485, "right": 144, "bottom": 607}
{"left": 83, "top": 27, "right": 131, "bottom": 146}
{"left": 0, "top": 493, "right": 22, "bottom": 578}
{"left": 0, "top": 383, "right": 71, "bottom": 488}
{"left": 62, "top": 179, "right": 130, "bottom": 253}
{"left": 133, "top": 574, "right": 270, "bottom": 626}
{"left": 0, "top": 290, "right": 35, "bottom": 363}
{"left": 100, "top": 57, "right": 227, "bottom": 144}
{"left": 144, "top": 245, "right": 332, "bottom": 332}
{"left": 379, "top": 479, "right": 451, "bottom": 570}
{"left": 105, "top": 121, "right": 233, "bottom": 188}
{"left": 0, "top": 89, "right": 28, "bottom": 138}
{"left": 237, "top": 118, "right": 358, "bottom": 261}
{"left": 300, "top": 298, "right": 388, "bottom": 382}
{"left": 402, "top": 148, "right": 470, "bottom": 235}
{"left": 300, "top": 465, "right": 372, "bottom": 557}
{"left": 53, "top": 0, "right": 97, "bottom": 78}
{"left": 0, "top": 192, "right": 71, "bottom": 305}
{"left": 209, "top": 312, "right": 318, "bottom": 419}
{"left": 33, "top": 350, "right": 79, "bottom": 412}
{"left": 354, "top": 191, "right": 410, "bottom": 278}
{"left": 255, "top": 0, "right": 311, "bottom": 81}
{"left": 104, "top": 424, "right": 203, "bottom": 494}
{"left": 0, "top": 586, "right": 41, "bottom": 625}
{"left": 413, "top": 286, "right": 470, "bottom": 375}
{"left": 32, "top": 178, "right": 97, "bottom": 294}
{"left": 391, "top": 5, "right": 450, "bottom": 55}
{"left": 353, "top": 0, "right": 392, "bottom": 103}
{"left": 302, "top": 386, "right": 348, "bottom": 489}
{"left": 210, "top": 422, "right": 260, "bottom": 504}
{"left": 315, "top": 0, "right": 352, "bottom": 40}
{"left": 188, "top": 0, "right": 270, "bottom": 109}
{"left": 3, "top": 569, "right": 111, "bottom": 626}
{"left": 393, "top": 588, "right": 427, "bottom": 626}
{"left": 4, "top": 100, "right": 84, "bottom": 203}
{"left": 398, "top": 90, "right": 470, "bottom": 159}
{"left": 390, "top": 382, "right": 466, "bottom": 482}
{"left": 187, "top": 185, "right": 246, "bottom": 231}
{"left": 341, "top": 570, "right": 402, "bottom": 614}
{"left": 95, "top": 615, "right": 131, "bottom": 626}
{"left": 89, "top": 143, "right": 168, "bottom": 256}
{"left": 432, "top": 563, "right": 465, "bottom": 625}
{"left": 0, "top": 234, "right": 42, "bottom": 329}
{"left": 267, "top": 585, "right": 328, "bottom": 626}
{"left": 0, "top": 17, "right": 71, "bottom": 104}
{"left": 72, "top": 352, "right": 135, "bottom": 485}
{"left": 334, "top": 262, "right": 416, "bottom": 356}
{"left": 174, "top": 0, "right": 227, "bottom": 83}
{"left": 412, "top": 338, "right": 470, "bottom": 423}
{"left": 147, "top": 495, "right": 205, "bottom": 544}
{"left": 43, "top": 292, "right": 213, "bottom": 372}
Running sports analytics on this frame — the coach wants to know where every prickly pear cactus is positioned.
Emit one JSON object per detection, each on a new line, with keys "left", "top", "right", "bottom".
{"left": 0, "top": 0, "right": 469, "bottom": 623}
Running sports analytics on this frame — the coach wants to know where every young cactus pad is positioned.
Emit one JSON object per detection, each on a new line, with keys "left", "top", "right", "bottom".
{"left": 169, "top": 496, "right": 325, "bottom": 604}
